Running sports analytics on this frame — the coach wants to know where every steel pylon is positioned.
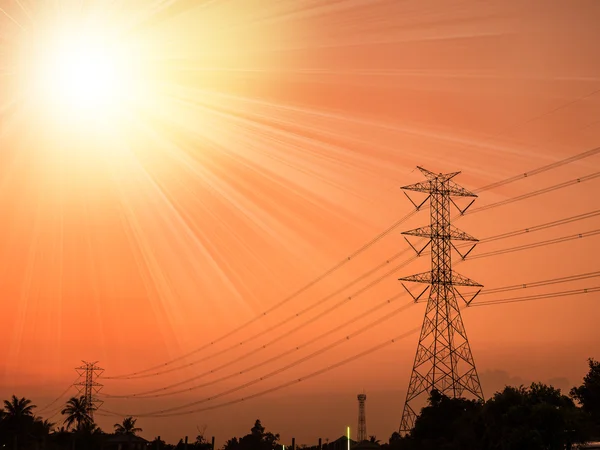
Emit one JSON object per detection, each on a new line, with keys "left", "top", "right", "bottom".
{"left": 75, "top": 361, "right": 104, "bottom": 420}
{"left": 399, "top": 167, "right": 484, "bottom": 434}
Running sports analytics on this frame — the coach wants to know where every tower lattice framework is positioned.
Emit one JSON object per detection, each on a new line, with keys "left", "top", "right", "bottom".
{"left": 357, "top": 393, "right": 367, "bottom": 442}
{"left": 398, "top": 167, "right": 484, "bottom": 434}
{"left": 74, "top": 361, "right": 104, "bottom": 420}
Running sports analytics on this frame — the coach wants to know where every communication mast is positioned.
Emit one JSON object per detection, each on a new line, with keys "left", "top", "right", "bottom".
{"left": 398, "top": 167, "right": 484, "bottom": 433}
{"left": 357, "top": 393, "right": 367, "bottom": 442}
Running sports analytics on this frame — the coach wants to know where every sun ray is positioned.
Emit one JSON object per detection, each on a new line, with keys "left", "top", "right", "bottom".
{"left": 0, "top": 6, "right": 24, "bottom": 30}
{"left": 0, "top": 2, "right": 599, "bottom": 440}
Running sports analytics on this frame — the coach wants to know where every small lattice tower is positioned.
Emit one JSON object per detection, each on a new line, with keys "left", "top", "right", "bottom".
{"left": 398, "top": 167, "right": 484, "bottom": 433}
{"left": 357, "top": 393, "right": 367, "bottom": 442}
{"left": 74, "top": 361, "right": 104, "bottom": 420}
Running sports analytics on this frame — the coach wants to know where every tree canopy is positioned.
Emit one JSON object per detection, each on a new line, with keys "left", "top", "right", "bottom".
{"left": 223, "top": 419, "right": 281, "bottom": 450}
{"left": 114, "top": 416, "right": 143, "bottom": 435}
{"left": 1, "top": 357, "right": 599, "bottom": 450}
{"left": 571, "top": 358, "right": 600, "bottom": 438}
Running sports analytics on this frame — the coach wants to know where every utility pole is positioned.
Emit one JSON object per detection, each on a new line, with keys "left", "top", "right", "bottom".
{"left": 398, "top": 167, "right": 484, "bottom": 433}
{"left": 74, "top": 360, "right": 104, "bottom": 420}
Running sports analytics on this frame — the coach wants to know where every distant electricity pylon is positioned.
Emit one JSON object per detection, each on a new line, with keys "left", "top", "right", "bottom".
{"left": 398, "top": 167, "right": 484, "bottom": 433}
{"left": 74, "top": 361, "right": 104, "bottom": 420}
{"left": 357, "top": 393, "right": 367, "bottom": 442}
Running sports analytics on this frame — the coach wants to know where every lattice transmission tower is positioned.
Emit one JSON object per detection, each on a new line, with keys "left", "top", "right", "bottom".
{"left": 74, "top": 361, "right": 104, "bottom": 420}
{"left": 357, "top": 393, "right": 367, "bottom": 442}
{"left": 398, "top": 167, "right": 484, "bottom": 433}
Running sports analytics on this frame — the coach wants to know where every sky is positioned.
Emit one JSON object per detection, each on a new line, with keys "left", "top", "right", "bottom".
{"left": 0, "top": 0, "right": 600, "bottom": 447}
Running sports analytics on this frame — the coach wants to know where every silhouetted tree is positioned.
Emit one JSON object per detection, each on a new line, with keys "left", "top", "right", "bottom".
{"left": 223, "top": 420, "right": 280, "bottom": 450}
{"left": 61, "top": 396, "right": 92, "bottom": 431}
{"left": 2, "top": 395, "right": 37, "bottom": 449}
{"left": 223, "top": 437, "right": 240, "bottom": 450}
{"left": 405, "top": 389, "right": 484, "bottom": 450}
{"left": 114, "top": 416, "right": 142, "bottom": 435}
{"left": 3, "top": 395, "right": 36, "bottom": 418}
{"left": 481, "top": 383, "right": 589, "bottom": 450}
{"left": 571, "top": 358, "right": 600, "bottom": 438}
{"left": 193, "top": 431, "right": 213, "bottom": 449}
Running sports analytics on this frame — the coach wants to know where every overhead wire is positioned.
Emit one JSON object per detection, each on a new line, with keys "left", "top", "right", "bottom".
{"left": 97, "top": 321, "right": 415, "bottom": 418}
{"left": 100, "top": 298, "right": 418, "bottom": 416}
{"left": 36, "top": 379, "right": 79, "bottom": 415}
{"left": 98, "top": 279, "right": 600, "bottom": 416}
{"left": 470, "top": 271, "right": 600, "bottom": 296}
{"left": 105, "top": 209, "right": 418, "bottom": 379}
{"left": 467, "top": 172, "right": 600, "bottom": 215}
{"left": 106, "top": 146, "right": 600, "bottom": 381}
{"left": 104, "top": 293, "right": 414, "bottom": 399}
{"left": 104, "top": 249, "right": 418, "bottom": 381}
{"left": 105, "top": 175, "right": 600, "bottom": 399}
{"left": 476, "top": 210, "right": 600, "bottom": 244}
{"left": 415, "top": 209, "right": 600, "bottom": 259}
{"left": 467, "top": 229, "right": 600, "bottom": 260}
{"left": 103, "top": 208, "right": 600, "bottom": 399}
{"left": 469, "top": 286, "right": 600, "bottom": 307}
{"left": 97, "top": 194, "right": 600, "bottom": 414}
{"left": 103, "top": 261, "right": 417, "bottom": 396}
{"left": 97, "top": 84, "right": 600, "bottom": 411}
{"left": 472, "top": 146, "right": 600, "bottom": 194}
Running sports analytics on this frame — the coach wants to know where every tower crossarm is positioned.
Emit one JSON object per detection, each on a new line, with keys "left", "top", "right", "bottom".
{"left": 401, "top": 179, "right": 477, "bottom": 197}
{"left": 399, "top": 271, "right": 482, "bottom": 287}
{"left": 402, "top": 225, "right": 478, "bottom": 241}
{"left": 450, "top": 271, "right": 483, "bottom": 287}
{"left": 446, "top": 179, "right": 477, "bottom": 197}
{"left": 416, "top": 166, "right": 460, "bottom": 182}
{"left": 398, "top": 271, "right": 432, "bottom": 284}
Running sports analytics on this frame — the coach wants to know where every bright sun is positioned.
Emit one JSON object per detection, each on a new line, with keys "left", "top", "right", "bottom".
{"left": 22, "top": 23, "right": 141, "bottom": 124}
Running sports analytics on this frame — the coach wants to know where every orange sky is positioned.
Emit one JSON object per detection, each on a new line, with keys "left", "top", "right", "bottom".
{"left": 1, "top": 0, "right": 600, "bottom": 446}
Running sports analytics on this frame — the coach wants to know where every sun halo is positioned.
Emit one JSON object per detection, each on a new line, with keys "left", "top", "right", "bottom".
{"left": 22, "top": 22, "right": 143, "bottom": 126}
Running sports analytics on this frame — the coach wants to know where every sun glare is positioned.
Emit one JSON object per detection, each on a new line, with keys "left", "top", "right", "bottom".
{"left": 23, "top": 23, "right": 140, "bottom": 124}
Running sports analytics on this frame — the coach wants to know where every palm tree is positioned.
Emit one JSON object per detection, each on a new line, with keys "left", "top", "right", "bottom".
{"left": 3, "top": 396, "right": 36, "bottom": 449}
{"left": 61, "top": 396, "right": 92, "bottom": 431}
{"left": 114, "top": 416, "right": 142, "bottom": 435}
{"left": 3, "top": 395, "right": 36, "bottom": 418}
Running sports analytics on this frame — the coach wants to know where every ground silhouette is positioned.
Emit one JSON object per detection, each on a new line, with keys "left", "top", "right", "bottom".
{"left": 0, "top": 358, "right": 598, "bottom": 449}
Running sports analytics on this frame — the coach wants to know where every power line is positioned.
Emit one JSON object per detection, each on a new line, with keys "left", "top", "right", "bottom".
{"left": 104, "top": 250, "right": 417, "bottom": 381}
{"left": 105, "top": 210, "right": 418, "bottom": 379}
{"left": 418, "top": 209, "right": 600, "bottom": 259}
{"left": 105, "top": 170, "right": 599, "bottom": 411}
{"left": 472, "top": 146, "right": 600, "bottom": 194}
{"left": 36, "top": 379, "right": 78, "bottom": 415}
{"left": 469, "top": 286, "right": 600, "bottom": 307}
{"left": 98, "top": 324, "right": 423, "bottom": 418}
{"left": 107, "top": 145, "right": 600, "bottom": 380}
{"left": 101, "top": 299, "right": 417, "bottom": 416}
{"left": 104, "top": 291, "right": 412, "bottom": 399}
{"left": 106, "top": 207, "right": 600, "bottom": 395}
{"left": 97, "top": 272, "right": 600, "bottom": 415}
{"left": 97, "top": 279, "right": 600, "bottom": 418}
{"left": 467, "top": 228, "right": 600, "bottom": 260}
{"left": 473, "top": 271, "right": 600, "bottom": 296}
{"left": 477, "top": 210, "right": 600, "bottom": 244}
{"left": 467, "top": 172, "right": 600, "bottom": 215}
